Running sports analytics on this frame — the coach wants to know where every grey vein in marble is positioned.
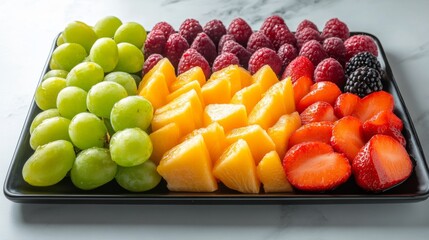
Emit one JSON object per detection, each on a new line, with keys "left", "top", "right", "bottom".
{"left": 400, "top": 41, "right": 429, "bottom": 63}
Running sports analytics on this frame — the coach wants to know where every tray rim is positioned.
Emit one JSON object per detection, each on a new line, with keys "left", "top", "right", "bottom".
{"left": 4, "top": 31, "right": 429, "bottom": 204}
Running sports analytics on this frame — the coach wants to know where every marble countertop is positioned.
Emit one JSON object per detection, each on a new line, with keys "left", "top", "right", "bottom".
{"left": 1, "top": 0, "right": 429, "bottom": 239}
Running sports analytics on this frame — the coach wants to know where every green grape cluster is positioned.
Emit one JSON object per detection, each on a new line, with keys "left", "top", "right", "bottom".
{"left": 24, "top": 16, "right": 161, "bottom": 193}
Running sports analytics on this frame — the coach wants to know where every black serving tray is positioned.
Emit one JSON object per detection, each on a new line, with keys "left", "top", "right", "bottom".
{"left": 4, "top": 32, "right": 429, "bottom": 204}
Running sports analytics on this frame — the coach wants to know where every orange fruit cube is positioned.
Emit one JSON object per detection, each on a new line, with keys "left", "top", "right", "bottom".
{"left": 157, "top": 134, "right": 218, "bottom": 192}
{"left": 267, "top": 112, "right": 302, "bottom": 158}
{"left": 251, "top": 65, "right": 279, "bottom": 92}
{"left": 225, "top": 124, "right": 275, "bottom": 164}
{"left": 230, "top": 83, "right": 263, "bottom": 114}
{"left": 149, "top": 122, "right": 181, "bottom": 165}
{"left": 152, "top": 102, "right": 196, "bottom": 136}
{"left": 203, "top": 104, "right": 247, "bottom": 133}
{"left": 140, "top": 58, "right": 176, "bottom": 91}
{"left": 213, "top": 139, "right": 260, "bottom": 193}
{"left": 138, "top": 72, "right": 169, "bottom": 110}
{"left": 257, "top": 151, "right": 293, "bottom": 193}
{"left": 201, "top": 77, "right": 231, "bottom": 104}
{"left": 167, "top": 80, "right": 204, "bottom": 106}
{"left": 209, "top": 64, "right": 241, "bottom": 96}
{"left": 238, "top": 66, "right": 252, "bottom": 87}
{"left": 169, "top": 66, "right": 206, "bottom": 92}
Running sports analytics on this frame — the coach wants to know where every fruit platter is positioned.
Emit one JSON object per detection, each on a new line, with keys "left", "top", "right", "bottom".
{"left": 4, "top": 16, "right": 429, "bottom": 204}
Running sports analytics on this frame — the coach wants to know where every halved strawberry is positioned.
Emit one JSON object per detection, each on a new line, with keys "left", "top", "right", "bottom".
{"left": 300, "top": 101, "right": 338, "bottom": 125}
{"left": 331, "top": 116, "right": 365, "bottom": 162}
{"left": 352, "top": 134, "right": 413, "bottom": 192}
{"left": 362, "top": 110, "right": 406, "bottom": 146}
{"left": 297, "top": 81, "right": 342, "bottom": 113}
{"left": 288, "top": 121, "right": 333, "bottom": 148}
{"left": 293, "top": 76, "right": 313, "bottom": 104}
{"left": 283, "top": 141, "right": 351, "bottom": 192}
{"left": 352, "top": 91, "right": 394, "bottom": 122}
{"left": 334, "top": 93, "right": 360, "bottom": 118}
{"left": 282, "top": 56, "right": 314, "bottom": 83}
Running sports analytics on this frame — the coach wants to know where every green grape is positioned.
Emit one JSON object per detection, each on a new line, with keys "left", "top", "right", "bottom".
{"left": 22, "top": 140, "right": 75, "bottom": 187}
{"left": 63, "top": 21, "right": 97, "bottom": 53}
{"left": 35, "top": 77, "right": 67, "bottom": 110}
{"left": 56, "top": 33, "right": 65, "bottom": 46}
{"left": 66, "top": 62, "right": 104, "bottom": 91}
{"left": 104, "top": 71, "right": 137, "bottom": 95}
{"left": 30, "top": 116, "right": 71, "bottom": 150}
{"left": 43, "top": 69, "right": 69, "bottom": 80}
{"left": 56, "top": 86, "right": 87, "bottom": 119}
{"left": 71, "top": 147, "right": 117, "bottom": 190}
{"left": 94, "top": 16, "right": 122, "bottom": 38}
{"left": 69, "top": 112, "right": 107, "bottom": 150}
{"left": 86, "top": 81, "right": 127, "bottom": 118}
{"left": 115, "top": 161, "right": 161, "bottom": 192}
{"left": 51, "top": 43, "right": 87, "bottom": 71}
{"left": 110, "top": 128, "right": 152, "bottom": 167}
{"left": 114, "top": 42, "right": 144, "bottom": 73}
{"left": 110, "top": 96, "right": 153, "bottom": 131}
{"left": 130, "top": 74, "right": 142, "bottom": 86}
{"left": 89, "top": 38, "right": 119, "bottom": 73}
{"left": 114, "top": 22, "right": 147, "bottom": 49}
{"left": 29, "top": 109, "right": 60, "bottom": 134}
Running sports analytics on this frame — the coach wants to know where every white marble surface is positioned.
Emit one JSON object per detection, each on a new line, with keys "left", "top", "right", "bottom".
{"left": 1, "top": 0, "right": 429, "bottom": 239}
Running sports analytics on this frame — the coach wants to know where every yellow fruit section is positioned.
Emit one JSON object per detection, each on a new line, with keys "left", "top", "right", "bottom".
{"left": 157, "top": 135, "right": 218, "bottom": 192}
{"left": 209, "top": 65, "right": 242, "bottom": 96}
{"left": 170, "top": 66, "right": 206, "bottom": 92}
{"left": 182, "top": 122, "right": 226, "bottom": 163}
{"left": 267, "top": 112, "right": 302, "bottom": 158}
{"left": 167, "top": 80, "right": 204, "bottom": 105}
{"left": 149, "top": 122, "right": 181, "bottom": 165}
{"left": 213, "top": 139, "right": 260, "bottom": 193}
{"left": 225, "top": 125, "right": 275, "bottom": 164}
{"left": 251, "top": 65, "right": 279, "bottom": 92}
{"left": 201, "top": 77, "right": 231, "bottom": 104}
{"left": 257, "top": 151, "right": 293, "bottom": 193}
{"left": 230, "top": 83, "right": 263, "bottom": 114}
{"left": 138, "top": 72, "right": 169, "bottom": 110}
{"left": 203, "top": 104, "right": 247, "bottom": 133}
{"left": 152, "top": 102, "right": 196, "bottom": 136}
{"left": 238, "top": 66, "right": 252, "bottom": 87}
{"left": 140, "top": 58, "right": 176, "bottom": 90}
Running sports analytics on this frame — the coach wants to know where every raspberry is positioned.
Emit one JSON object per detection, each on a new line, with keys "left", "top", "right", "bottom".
{"left": 321, "top": 18, "right": 349, "bottom": 41}
{"left": 203, "top": 19, "right": 227, "bottom": 47}
{"left": 299, "top": 40, "right": 328, "bottom": 66}
{"left": 295, "top": 27, "right": 322, "bottom": 49}
{"left": 323, "top": 37, "right": 346, "bottom": 66}
{"left": 221, "top": 40, "right": 251, "bottom": 68}
{"left": 314, "top": 58, "right": 345, "bottom": 87}
{"left": 345, "top": 52, "right": 381, "bottom": 77}
{"left": 227, "top": 18, "right": 253, "bottom": 47}
{"left": 248, "top": 48, "right": 282, "bottom": 75}
{"left": 179, "top": 18, "right": 203, "bottom": 45}
{"left": 218, "top": 34, "right": 236, "bottom": 54}
{"left": 152, "top": 22, "right": 175, "bottom": 39}
{"left": 281, "top": 56, "right": 314, "bottom": 82}
{"left": 191, "top": 32, "right": 217, "bottom": 65}
{"left": 344, "top": 35, "right": 378, "bottom": 60}
{"left": 296, "top": 19, "right": 318, "bottom": 33}
{"left": 143, "top": 30, "right": 166, "bottom": 57}
{"left": 178, "top": 48, "right": 211, "bottom": 79}
{"left": 260, "top": 15, "right": 289, "bottom": 41}
{"left": 344, "top": 66, "right": 383, "bottom": 97}
{"left": 272, "top": 26, "right": 296, "bottom": 50}
{"left": 142, "top": 53, "right": 163, "bottom": 76}
{"left": 212, "top": 52, "right": 240, "bottom": 72}
{"left": 246, "top": 31, "right": 274, "bottom": 54}
{"left": 164, "top": 33, "right": 190, "bottom": 68}
{"left": 277, "top": 43, "right": 297, "bottom": 70}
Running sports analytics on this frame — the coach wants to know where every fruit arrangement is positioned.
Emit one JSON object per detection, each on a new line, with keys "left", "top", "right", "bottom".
{"left": 22, "top": 15, "right": 415, "bottom": 195}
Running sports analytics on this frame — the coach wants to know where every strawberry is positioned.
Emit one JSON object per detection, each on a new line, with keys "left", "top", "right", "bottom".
{"left": 300, "top": 101, "right": 337, "bottom": 125}
{"left": 352, "top": 134, "right": 413, "bottom": 192}
{"left": 293, "top": 76, "right": 313, "bottom": 104}
{"left": 288, "top": 121, "right": 333, "bottom": 148}
{"left": 281, "top": 56, "right": 314, "bottom": 83}
{"left": 283, "top": 141, "right": 351, "bottom": 192}
{"left": 297, "top": 81, "right": 342, "bottom": 113}
{"left": 352, "top": 91, "right": 394, "bottom": 122}
{"left": 334, "top": 93, "right": 360, "bottom": 118}
{"left": 331, "top": 116, "right": 365, "bottom": 162}
{"left": 362, "top": 110, "right": 406, "bottom": 146}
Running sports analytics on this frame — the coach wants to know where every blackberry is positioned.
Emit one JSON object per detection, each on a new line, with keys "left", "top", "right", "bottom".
{"left": 344, "top": 66, "right": 383, "bottom": 97}
{"left": 345, "top": 51, "right": 381, "bottom": 77}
